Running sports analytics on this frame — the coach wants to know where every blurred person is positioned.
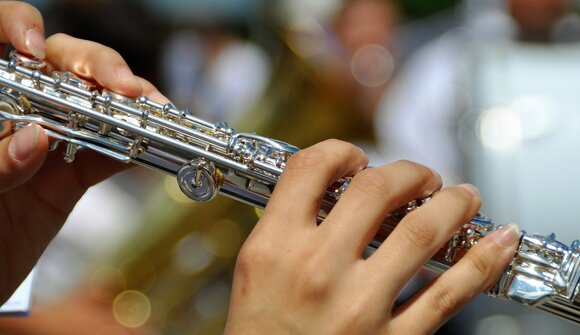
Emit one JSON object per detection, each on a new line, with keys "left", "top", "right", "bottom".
{"left": 374, "top": 0, "right": 580, "bottom": 333}
{"left": 375, "top": 0, "right": 578, "bottom": 185}
{"left": 509, "top": 0, "right": 570, "bottom": 42}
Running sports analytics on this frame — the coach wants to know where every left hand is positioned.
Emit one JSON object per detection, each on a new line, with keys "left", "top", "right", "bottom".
{"left": 0, "top": 31, "right": 168, "bottom": 304}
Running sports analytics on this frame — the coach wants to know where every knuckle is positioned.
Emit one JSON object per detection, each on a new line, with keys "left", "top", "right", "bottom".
{"left": 392, "top": 159, "right": 423, "bottom": 171}
{"left": 285, "top": 140, "right": 367, "bottom": 179}
{"left": 400, "top": 213, "right": 439, "bottom": 250}
{"left": 394, "top": 159, "right": 438, "bottom": 186}
{"left": 431, "top": 284, "right": 460, "bottom": 319}
{"left": 297, "top": 260, "right": 332, "bottom": 300}
{"left": 393, "top": 159, "right": 429, "bottom": 175}
{"left": 293, "top": 247, "right": 335, "bottom": 300}
{"left": 348, "top": 168, "right": 388, "bottom": 198}
{"left": 236, "top": 237, "right": 276, "bottom": 270}
{"left": 286, "top": 148, "right": 328, "bottom": 175}
{"left": 382, "top": 160, "right": 440, "bottom": 193}
{"left": 439, "top": 187, "right": 480, "bottom": 220}
{"left": 84, "top": 41, "right": 123, "bottom": 65}
{"left": 445, "top": 187, "right": 473, "bottom": 204}
{"left": 466, "top": 248, "right": 493, "bottom": 282}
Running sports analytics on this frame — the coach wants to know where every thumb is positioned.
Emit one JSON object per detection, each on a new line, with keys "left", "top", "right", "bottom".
{"left": 0, "top": 123, "right": 48, "bottom": 192}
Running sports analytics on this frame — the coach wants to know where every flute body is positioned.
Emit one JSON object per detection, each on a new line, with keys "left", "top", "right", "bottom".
{"left": 0, "top": 52, "right": 578, "bottom": 324}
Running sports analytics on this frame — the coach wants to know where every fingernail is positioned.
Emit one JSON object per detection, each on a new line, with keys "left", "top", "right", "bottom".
{"left": 491, "top": 223, "right": 521, "bottom": 248}
{"left": 25, "top": 29, "right": 46, "bottom": 59}
{"left": 458, "top": 183, "right": 480, "bottom": 196}
{"left": 115, "top": 66, "right": 135, "bottom": 83}
{"left": 9, "top": 124, "right": 40, "bottom": 162}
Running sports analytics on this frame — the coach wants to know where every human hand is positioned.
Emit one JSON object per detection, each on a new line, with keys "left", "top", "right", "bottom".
{"left": 0, "top": 1, "right": 46, "bottom": 59}
{"left": 225, "top": 139, "right": 520, "bottom": 334}
{"left": 0, "top": 2, "right": 168, "bottom": 304}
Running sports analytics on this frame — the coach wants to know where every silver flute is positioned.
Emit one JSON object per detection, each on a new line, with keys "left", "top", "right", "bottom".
{"left": 0, "top": 51, "right": 578, "bottom": 324}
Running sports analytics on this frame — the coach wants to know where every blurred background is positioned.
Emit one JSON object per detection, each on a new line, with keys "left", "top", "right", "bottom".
{"left": 1, "top": 0, "right": 580, "bottom": 334}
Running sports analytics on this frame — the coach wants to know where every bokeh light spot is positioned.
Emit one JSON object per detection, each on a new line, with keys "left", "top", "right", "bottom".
{"left": 351, "top": 44, "right": 394, "bottom": 87}
{"left": 113, "top": 290, "right": 152, "bottom": 328}
{"left": 478, "top": 107, "right": 523, "bottom": 150}
{"left": 173, "top": 233, "right": 214, "bottom": 274}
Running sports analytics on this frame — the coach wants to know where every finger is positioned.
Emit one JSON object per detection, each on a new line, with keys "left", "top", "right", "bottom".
{"left": 45, "top": 33, "right": 142, "bottom": 97}
{"left": 366, "top": 184, "right": 481, "bottom": 299}
{"left": 0, "top": 124, "right": 48, "bottom": 192}
{"left": 24, "top": 144, "right": 133, "bottom": 220}
{"left": 135, "top": 76, "right": 171, "bottom": 104}
{"left": 320, "top": 160, "right": 441, "bottom": 257}
{"left": 0, "top": 1, "right": 45, "bottom": 59}
{"left": 70, "top": 148, "right": 133, "bottom": 189}
{"left": 262, "top": 139, "right": 368, "bottom": 229}
{"left": 391, "top": 224, "right": 520, "bottom": 333}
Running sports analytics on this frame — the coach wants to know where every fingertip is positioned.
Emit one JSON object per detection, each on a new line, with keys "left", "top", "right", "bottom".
{"left": 457, "top": 183, "right": 480, "bottom": 197}
{"left": 109, "top": 66, "right": 142, "bottom": 97}
{"left": 24, "top": 28, "right": 45, "bottom": 59}
{"left": 148, "top": 90, "right": 170, "bottom": 104}
{"left": 134, "top": 76, "right": 170, "bottom": 103}
{"left": 0, "top": 124, "right": 47, "bottom": 191}
{"left": 0, "top": 2, "right": 46, "bottom": 58}
{"left": 489, "top": 223, "right": 521, "bottom": 249}
{"left": 428, "top": 167, "right": 441, "bottom": 181}
{"left": 8, "top": 124, "right": 46, "bottom": 162}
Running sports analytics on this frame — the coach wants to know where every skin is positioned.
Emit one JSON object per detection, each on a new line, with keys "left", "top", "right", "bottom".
{"left": 0, "top": 1, "right": 168, "bottom": 305}
{"left": 0, "top": 2, "right": 520, "bottom": 334}
{"left": 225, "top": 140, "right": 520, "bottom": 335}
{"left": 509, "top": 0, "right": 568, "bottom": 41}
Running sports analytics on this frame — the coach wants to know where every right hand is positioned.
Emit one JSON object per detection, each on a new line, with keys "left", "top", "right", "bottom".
{"left": 226, "top": 139, "right": 520, "bottom": 334}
